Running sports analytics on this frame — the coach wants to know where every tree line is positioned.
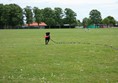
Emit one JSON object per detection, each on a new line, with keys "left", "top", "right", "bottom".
{"left": 0, "top": 4, "right": 23, "bottom": 29}
{"left": 0, "top": 3, "right": 117, "bottom": 29}
{"left": 0, "top": 4, "right": 77, "bottom": 29}
{"left": 82, "top": 9, "right": 116, "bottom": 28}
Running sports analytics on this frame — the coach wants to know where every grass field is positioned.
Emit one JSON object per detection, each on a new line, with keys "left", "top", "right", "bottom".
{"left": 0, "top": 28, "right": 118, "bottom": 83}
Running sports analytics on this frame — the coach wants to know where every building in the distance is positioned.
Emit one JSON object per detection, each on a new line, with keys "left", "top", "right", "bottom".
{"left": 24, "top": 22, "right": 47, "bottom": 29}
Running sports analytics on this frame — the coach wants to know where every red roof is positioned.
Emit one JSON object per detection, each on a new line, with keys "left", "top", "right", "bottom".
{"left": 39, "top": 22, "right": 47, "bottom": 26}
{"left": 25, "top": 22, "right": 47, "bottom": 26}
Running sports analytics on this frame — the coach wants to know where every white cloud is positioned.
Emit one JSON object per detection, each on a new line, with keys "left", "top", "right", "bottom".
{"left": 1, "top": 0, "right": 115, "bottom": 6}
{"left": 41, "top": 0, "right": 116, "bottom": 5}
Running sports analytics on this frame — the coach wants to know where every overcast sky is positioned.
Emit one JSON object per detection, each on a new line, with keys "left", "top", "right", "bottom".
{"left": 1, "top": 0, "right": 118, "bottom": 21}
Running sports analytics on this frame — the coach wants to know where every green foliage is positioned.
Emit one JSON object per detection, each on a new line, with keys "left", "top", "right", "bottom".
{"left": 82, "top": 17, "right": 92, "bottom": 27}
{"left": 24, "top": 6, "right": 33, "bottom": 26}
{"left": 107, "top": 16, "right": 116, "bottom": 25}
{"left": 33, "top": 7, "right": 43, "bottom": 25}
{"left": 89, "top": 9, "right": 102, "bottom": 24}
{"left": 64, "top": 8, "right": 77, "bottom": 25}
{"left": 1, "top": 3, "right": 117, "bottom": 29}
{"left": 0, "top": 29, "right": 118, "bottom": 83}
{"left": 102, "top": 18, "right": 109, "bottom": 24}
{"left": 54, "top": 7, "right": 64, "bottom": 27}
{"left": 77, "top": 20, "right": 82, "bottom": 26}
{"left": 0, "top": 4, "right": 4, "bottom": 28}
{"left": 9, "top": 4, "right": 23, "bottom": 27}
{"left": 43, "top": 7, "right": 56, "bottom": 27}
{"left": 0, "top": 4, "right": 23, "bottom": 28}
{"left": 102, "top": 16, "right": 116, "bottom": 27}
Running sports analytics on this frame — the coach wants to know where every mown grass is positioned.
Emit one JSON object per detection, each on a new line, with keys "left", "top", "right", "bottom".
{"left": 0, "top": 28, "right": 118, "bottom": 83}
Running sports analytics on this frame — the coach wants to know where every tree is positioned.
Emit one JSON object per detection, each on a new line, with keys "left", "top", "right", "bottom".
{"left": 102, "top": 16, "right": 116, "bottom": 27}
{"left": 82, "top": 17, "right": 91, "bottom": 28}
{"left": 1, "top": 4, "right": 10, "bottom": 29}
{"left": 33, "top": 7, "right": 43, "bottom": 27}
{"left": 43, "top": 7, "right": 55, "bottom": 28}
{"left": 0, "top": 4, "right": 4, "bottom": 29}
{"left": 107, "top": 16, "right": 116, "bottom": 26}
{"left": 8, "top": 4, "right": 23, "bottom": 28}
{"left": 77, "top": 20, "right": 82, "bottom": 26}
{"left": 0, "top": 4, "right": 23, "bottom": 29}
{"left": 24, "top": 6, "right": 33, "bottom": 26}
{"left": 54, "top": 7, "right": 64, "bottom": 28}
{"left": 102, "top": 17, "right": 110, "bottom": 27}
{"left": 64, "top": 8, "right": 77, "bottom": 28}
{"left": 89, "top": 9, "right": 102, "bottom": 25}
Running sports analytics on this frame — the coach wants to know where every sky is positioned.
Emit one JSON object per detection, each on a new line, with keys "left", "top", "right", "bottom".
{"left": 1, "top": 0, "right": 118, "bottom": 21}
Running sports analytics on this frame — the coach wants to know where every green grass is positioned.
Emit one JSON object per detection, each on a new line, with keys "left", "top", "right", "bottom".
{"left": 0, "top": 28, "right": 118, "bottom": 83}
